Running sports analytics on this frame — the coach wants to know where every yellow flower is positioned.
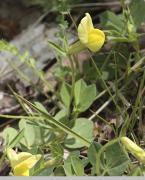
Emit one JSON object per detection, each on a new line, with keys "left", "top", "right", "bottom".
{"left": 7, "top": 148, "right": 41, "bottom": 176}
{"left": 78, "top": 13, "right": 105, "bottom": 52}
{"left": 68, "top": 13, "right": 105, "bottom": 55}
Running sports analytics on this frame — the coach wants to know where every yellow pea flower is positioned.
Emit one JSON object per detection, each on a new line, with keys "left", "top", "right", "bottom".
{"left": 78, "top": 13, "right": 105, "bottom": 52}
{"left": 68, "top": 13, "right": 105, "bottom": 54}
{"left": 121, "top": 137, "right": 145, "bottom": 164}
{"left": 7, "top": 148, "right": 41, "bottom": 176}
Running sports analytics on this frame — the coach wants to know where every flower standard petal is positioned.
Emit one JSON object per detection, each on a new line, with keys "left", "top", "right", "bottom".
{"left": 7, "top": 148, "right": 19, "bottom": 167}
{"left": 78, "top": 13, "right": 94, "bottom": 44}
{"left": 15, "top": 152, "right": 32, "bottom": 165}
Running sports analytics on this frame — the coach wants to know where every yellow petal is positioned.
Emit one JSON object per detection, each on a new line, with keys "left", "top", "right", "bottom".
{"left": 7, "top": 149, "right": 19, "bottom": 167}
{"left": 14, "top": 162, "right": 29, "bottom": 176}
{"left": 7, "top": 148, "right": 33, "bottom": 167}
{"left": 24, "top": 155, "right": 41, "bottom": 169}
{"left": 13, "top": 155, "right": 41, "bottom": 176}
{"left": 16, "top": 152, "right": 33, "bottom": 166}
{"left": 78, "top": 13, "right": 94, "bottom": 44}
{"left": 87, "top": 28, "right": 105, "bottom": 52}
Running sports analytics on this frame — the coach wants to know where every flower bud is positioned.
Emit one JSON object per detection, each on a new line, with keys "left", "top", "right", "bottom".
{"left": 121, "top": 137, "right": 145, "bottom": 164}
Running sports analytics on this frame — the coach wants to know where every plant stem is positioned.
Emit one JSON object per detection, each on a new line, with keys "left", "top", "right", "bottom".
{"left": 68, "top": 55, "right": 76, "bottom": 118}
{"left": 89, "top": 52, "right": 122, "bottom": 117}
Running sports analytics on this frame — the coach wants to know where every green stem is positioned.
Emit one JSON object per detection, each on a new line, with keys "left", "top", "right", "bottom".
{"left": 132, "top": 41, "right": 141, "bottom": 60}
{"left": 0, "top": 114, "right": 40, "bottom": 120}
{"left": 89, "top": 53, "right": 122, "bottom": 116}
{"left": 128, "top": 69, "right": 145, "bottom": 135}
{"left": 68, "top": 55, "right": 76, "bottom": 118}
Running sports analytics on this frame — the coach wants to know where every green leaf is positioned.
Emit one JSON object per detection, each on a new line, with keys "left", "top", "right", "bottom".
{"left": 19, "top": 119, "right": 56, "bottom": 148}
{"left": 74, "top": 79, "right": 96, "bottom": 112}
{"left": 34, "top": 102, "right": 48, "bottom": 114}
{"left": 54, "top": 109, "right": 68, "bottom": 125}
{"left": 63, "top": 159, "right": 75, "bottom": 176}
{"left": 36, "top": 167, "right": 54, "bottom": 176}
{"left": 130, "top": 0, "right": 145, "bottom": 28}
{"left": 63, "top": 151, "right": 80, "bottom": 176}
{"left": 2, "top": 127, "right": 24, "bottom": 148}
{"left": 88, "top": 142, "right": 102, "bottom": 175}
{"left": 2, "top": 127, "right": 18, "bottom": 146}
{"left": 19, "top": 119, "right": 43, "bottom": 148}
{"left": 48, "top": 40, "right": 66, "bottom": 56}
{"left": 54, "top": 166, "right": 65, "bottom": 176}
{"left": 100, "top": 11, "right": 124, "bottom": 32}
{"left": 101, "top": 141, "right": 130, "bottom": 176}
{"left": 14, "top": 93, "right": 91, "bottom": 147}
{"left": 71, "top": 156, "right": 84, "bottom": 176}
{"left": 60, "top": 82, "right": 71, "bottom": 108}
{"left": 74, "top": 79, "right": 87, "bottom": 106}
{"left": 64, "top": 118, "right": 94, "bottom": 149}
{"left": 88, "top": 142, "right": 102, "bottom": 166}
{"left": 9, "top": 129, "right": 24, "bottom": 148}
